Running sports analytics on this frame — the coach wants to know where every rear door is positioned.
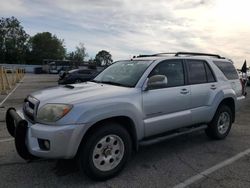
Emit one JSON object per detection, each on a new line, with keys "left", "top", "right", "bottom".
{"left": 143, "top": 59, "right": 192, "bottom": 137}
{"left": 186, "top": 59, "right": 217, "bottom": 124}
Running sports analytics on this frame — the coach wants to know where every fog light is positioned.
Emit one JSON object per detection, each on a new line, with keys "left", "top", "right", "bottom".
{"left": 44, "top": 140, "right": 50, "bottom": 150}
{"left": 38, "top": 139, "right": 50, "bottom": 151}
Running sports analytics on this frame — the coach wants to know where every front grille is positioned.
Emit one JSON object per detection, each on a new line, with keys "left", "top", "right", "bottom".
{"left": 23, "top": 96, "right": 39, "bottom": 123}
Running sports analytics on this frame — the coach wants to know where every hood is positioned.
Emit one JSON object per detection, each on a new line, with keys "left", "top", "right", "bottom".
{"left": 30, "top": 82, "right": 137, "bottom": 105}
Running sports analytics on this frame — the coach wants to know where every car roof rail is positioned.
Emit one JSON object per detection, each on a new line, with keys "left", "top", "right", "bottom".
{"left": 134, "top": 54, "right": 156, "bottom": 58}
{"left": 152, "top": 52, "right": 177, "bottom": 56}
{"left": 133, "top": 52, "right": 225, "bottom": 59}
{"left": 174, "top": 52, "right": 223, "bottom": 59}
{"left": 134, "top": 52, "right": 176, "bottom": 58}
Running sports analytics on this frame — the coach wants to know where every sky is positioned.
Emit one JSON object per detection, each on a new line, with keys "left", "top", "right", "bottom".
{"left": 1, "top": 0, "right": 250, "bottom": 68}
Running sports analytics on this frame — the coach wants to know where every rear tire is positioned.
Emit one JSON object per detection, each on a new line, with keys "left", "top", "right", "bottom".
{"left": 78, "top": 122, "right": 132, "bottom": 180}
{"left": 205, "top": 105, "right": 232, "bottom": 139}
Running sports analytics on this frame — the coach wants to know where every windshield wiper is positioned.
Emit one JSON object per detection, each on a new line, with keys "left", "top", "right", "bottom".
{"left": 99, "top": 81, "right": 124, "bottom": 86}
{"left": 91, "top": 80, "right": 131, "bottom": 87}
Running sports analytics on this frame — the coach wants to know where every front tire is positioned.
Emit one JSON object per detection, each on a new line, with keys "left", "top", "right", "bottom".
{"left": 78, "top": 123, "right": 132, "bottom": 180}
{"left": 205, "top": 105, "right": 232, "bottom": 139}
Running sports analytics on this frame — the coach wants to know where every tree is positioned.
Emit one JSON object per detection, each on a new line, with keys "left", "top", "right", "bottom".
{"left": 67, "top": 43, "right": 87, "bottom": 62}
{"left": 67, "top": 51, "right": 75, "bottom": 61}
{"left": 0, "top": 17, "right": 29, "bottom": 64}
{"left": 87, "top": 58, "right": 97, "bottom": 69}
{"left": 94, "top": 50, "right": 113, "bottom": 66}
{"left": 27, "top": 32, "right": 66, "bottom": 64}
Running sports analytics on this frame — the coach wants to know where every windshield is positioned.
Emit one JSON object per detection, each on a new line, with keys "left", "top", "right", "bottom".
{"left": 93, "top": 60, "right": 152, "bottom": 87}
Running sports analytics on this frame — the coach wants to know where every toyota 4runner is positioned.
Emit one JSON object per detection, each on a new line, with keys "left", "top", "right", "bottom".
{"left": 6, "top": 52, "right": 245, "bottom": 180}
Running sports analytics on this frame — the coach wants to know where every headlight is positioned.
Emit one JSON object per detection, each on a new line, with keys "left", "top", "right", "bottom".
{"left": 37, "top": 104, "right": 73, "bottom": 123}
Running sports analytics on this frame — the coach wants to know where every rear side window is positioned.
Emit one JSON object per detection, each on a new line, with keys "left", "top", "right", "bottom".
{"left": 187, "top": 60, "right": 207, "bottom": 84}
{"left": 213, "top": 61, "right": 238, "bottom": 80}
{"left": 187, "top": 60, "right": 216, "bottom": 84}
{"left": 204, "top": 63, "right": 216, "bottom": 82}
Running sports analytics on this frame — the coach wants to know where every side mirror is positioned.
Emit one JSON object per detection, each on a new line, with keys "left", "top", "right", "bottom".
{"left": 146, "top": 75, "right": 168, "bottom": 90}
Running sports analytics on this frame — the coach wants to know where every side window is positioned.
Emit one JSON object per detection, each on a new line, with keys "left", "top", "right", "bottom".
{"left": 187, "top": 60, "right": 207, "bottom": 84}
{"left": 213, "top": 61, "right": 239, "bottom": 80}
{"left": 149, "top": 59, "right": 185, "bottom": 88}
{"left": 204, "top": 63, "right": 216, "bottom": 82}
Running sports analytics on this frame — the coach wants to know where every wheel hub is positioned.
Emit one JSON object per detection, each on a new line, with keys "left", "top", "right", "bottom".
{"left": 103, "top": 146, "right": 112, "bottom": 157}
{"left": 92, "top": 135, "right": 125, "bottom": 171}
{"left": 217, "top": 112, "right": 230, "bottom": 134}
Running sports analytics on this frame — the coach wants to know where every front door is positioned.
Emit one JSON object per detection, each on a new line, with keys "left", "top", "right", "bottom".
{"left": 143, "top": 59, "right": 192, "bottom": 137}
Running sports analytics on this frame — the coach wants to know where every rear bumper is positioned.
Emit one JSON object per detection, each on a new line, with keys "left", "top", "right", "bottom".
{"left": 6, "top": 108, "right": 87, "bottom": 160}
{"left": 236, "top": 95, "right": 245, "bottom": 111}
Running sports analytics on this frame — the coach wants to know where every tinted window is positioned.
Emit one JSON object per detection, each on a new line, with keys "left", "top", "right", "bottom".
{"left": 213, "top": 61, "right": 238, "bottom": 80}
{"left": 204, "top": 63, "right": 216, "bottom": 82}
{"left": 187, "top": 60, "right": 207, "bottom": 84}
{"left": 149, "top": 60, "right": 184, "bottom": 88}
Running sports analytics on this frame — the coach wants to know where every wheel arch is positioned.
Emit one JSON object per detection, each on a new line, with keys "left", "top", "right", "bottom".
{"left": 77, "top": 116, "right": 138, "bottom": 156}
{"left": 218, "top": 97, "right": 235, "bottom": 122}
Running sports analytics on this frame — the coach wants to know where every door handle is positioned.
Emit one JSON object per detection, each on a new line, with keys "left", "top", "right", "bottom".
{"left": 180, "top": 88, "right": 189, "bottom": 94}
{"left": 210, "top": 85, "right": 217, "bottom": 90}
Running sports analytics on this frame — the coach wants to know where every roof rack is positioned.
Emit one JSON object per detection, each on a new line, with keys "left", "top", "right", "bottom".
{"left": 174, "top": 52, "right": 222, "bottom": 58}
{"left": 135, "top": 54, "right": 156, "bottom": 58}
{"left": 152, "top": 52, "right": 176, "bottom": 56}
{"left": 135, "top": 53, "right": 176, "bottom": 58}
{"left": 134, "top": 52, "right": 224, "bottom": 59}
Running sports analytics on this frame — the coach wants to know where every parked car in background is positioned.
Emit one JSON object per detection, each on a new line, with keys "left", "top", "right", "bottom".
{"left": 58, "top": 66, "right": 73, "bottom": 77}
{"left": 58, "top": 69, "right": 99, "bottom": 84}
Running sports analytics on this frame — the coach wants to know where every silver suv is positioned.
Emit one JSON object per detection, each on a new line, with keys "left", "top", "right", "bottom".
{"left": 6, "top": 52, "right": 245, "bottom": 180}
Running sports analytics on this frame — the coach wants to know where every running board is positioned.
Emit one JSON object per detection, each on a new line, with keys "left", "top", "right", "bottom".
{"left": 139, "top": 125, "right": 208, "bottom": 146}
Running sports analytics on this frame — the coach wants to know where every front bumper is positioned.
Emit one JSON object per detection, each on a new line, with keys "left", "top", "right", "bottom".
{"left": 6, "top": 108, "right": 87, "bottom": 160}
